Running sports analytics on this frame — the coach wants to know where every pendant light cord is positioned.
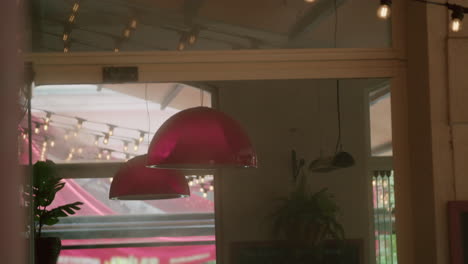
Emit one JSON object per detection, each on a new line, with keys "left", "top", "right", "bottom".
{"left": 145, "top": 84, "right": 151, "bottom": 143}
{"left": 333, "top": 0, "right": 342, "bottom": 154}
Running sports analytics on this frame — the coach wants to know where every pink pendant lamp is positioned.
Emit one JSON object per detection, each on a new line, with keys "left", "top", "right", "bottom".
{"left": 109, "top": 155, "right": 190, "bottom": 200}
{"left": 147, "top": 106, "right": 257, "bottom": 169}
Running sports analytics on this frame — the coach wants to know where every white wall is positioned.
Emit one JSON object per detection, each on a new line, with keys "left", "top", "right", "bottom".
{"left": 216, "top": 78, "right": 384, "bottom": 264}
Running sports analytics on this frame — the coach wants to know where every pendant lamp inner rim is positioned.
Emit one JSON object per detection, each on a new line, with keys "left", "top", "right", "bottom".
{"left": 146, "top": 164, "right": 257, "bottom": 170}
{"left": 110, "top": 193, "right": 190, "bottom": 200}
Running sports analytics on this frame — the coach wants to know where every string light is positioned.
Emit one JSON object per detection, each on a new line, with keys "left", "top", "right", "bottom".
{"left": 68, "top": 14, "right": 76, "bottom": 23}
{"left": 72, "top": 2, "right": 79, "bottom": 12}
{"left": 34, "top": 123, "right": 40, "bottom": 134}
{"left": 209, "top": 184, "right": 214, "bottom": 191}
{"left": 76, "top": 118, "right": 85, "bottom": 130}
{"left": 199, "top": 187, "right": 204, "bottom": 192}
{"left": 129, "top": 19, "right": 137, "bottom": 30}
{"left": 200, "top": 176, "right": 205, "bottom": 183}
{"left": 106, "top": 151, "right": 112, "bottom": 160}
{"left": 188, "top": 27, "right": 200, "bottom": 45}
{"left": 123, "top": 28, "right": 131, "bottom": 38}
{"left": 133, "top": 140, "right": 139, "bottom": 151}
{"left": 377, "top": 0, "right": 391, "bottom": 19}
{"left": 138, "top": 131, "right": 145, "bottom": 143}
{"left": 43, "top": 122, "right": 49, "bottom": 131}
{"left": 50, "top": 139, "right": 55, "bottom": 147}
{"left": 78, "top": 147, "right": 83, "bottom": 154}
{"left": 97, "top": 152, "right": 103, "bottom": 159}
{"left": 450, "top": 5, "right": 465, "bottom": 32}
{"left": 45, "top": 112, "right": 52, "bottom": 123}
{"left": 22, "top": 132, "right": 27, "bottom": 140}
{"left": 123, "top": 141, "right": 129, "bottom": 152}
{"left": 94, "top": 135, "right": 100, "bottom": 146}
{"left": 203, "top": 192, "right": 208, "bottom": 198}
{"left": 108, "top": 125, "right": 115, "bottom": 136}
{"left": 103, "top": 134, "right": 110, "bottom": 145}
{"left": 177, "top": 34, "right": 188, "bottom": 51}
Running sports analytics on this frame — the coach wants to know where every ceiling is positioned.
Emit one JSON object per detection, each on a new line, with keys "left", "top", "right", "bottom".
{"left": 29, "top": 0, "right": 391, "bottom": 52}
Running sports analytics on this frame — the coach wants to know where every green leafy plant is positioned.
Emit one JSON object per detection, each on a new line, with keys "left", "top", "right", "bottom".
{"left": 26, "top": 160, "right": 83, "bottom": 238}
{"left": 269, "top": 151, "right": 344, "bottom": 246}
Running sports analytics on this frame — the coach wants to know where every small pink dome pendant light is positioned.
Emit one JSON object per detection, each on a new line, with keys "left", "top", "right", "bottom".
{"left": 147, "top": 107, "right": 257, "bottom": 170}
{"left": 109, "top": 155, "right": 190, "bottom": 200}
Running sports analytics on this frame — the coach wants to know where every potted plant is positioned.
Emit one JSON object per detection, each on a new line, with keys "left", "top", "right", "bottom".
{"left": 269, "top": 151, "right": 344, "bottom": 247}
{"left": 25, "top": 160, "right": 83, "bottom": 264}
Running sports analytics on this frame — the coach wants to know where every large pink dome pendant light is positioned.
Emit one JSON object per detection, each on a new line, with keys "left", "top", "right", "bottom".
{"left": 147, "top": 106, "right": 257, "bottom": 170}
{"left": 109, "top": 155, "right": 190, "bottom": 200}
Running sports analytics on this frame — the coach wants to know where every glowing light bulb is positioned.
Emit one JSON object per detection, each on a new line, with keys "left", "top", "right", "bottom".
{"left": 76, "top": 119, "right": 84, "bottom": 130}
{"left": 106, "top": 153, "right": 111, "bottom": 160}
{"left": 133, "top": 144, "right": 139, "bottom": 151}
{"left": 209, "top": 185, "right": 214, "bottom": 191}
{"left": 64, "top": 134, "right": 69, "bottom": 140}
{"left": 194, "top": 179, "right": 199, "bottom": 184}
{"left": 177, "top": 41, "right": 186, "bottom": 51}
{"left": 109, "top": 178, "right": 113, "bottom": 183}
{"left": 139, "top": 132, "right": 145, "bottom": 143}
{"left": 43, "top": 123, "right": 49, "bottom": 131}
{"left": 78, "top": 147, "right": 83, "bottom": 154}
{"left": 188, "top": 181, "right": 193, "bottom": 186}
{"left": 45, "top": 112, "right": 52, "bottom": 123}
{"left": 203, "top": 192, "right": 207, "bottom": 198}
{"left": 68, "top": 153, "right": 73, "bottom": 159}
{"left": 377, "top": 4, "right": 390, "bottom": 19}
{"left": 22, "top": 133, "right": 27, "bottom": 140}
{"left": 72, "top": 3, "right": 79, "bottom": 12}
{"left": 200, "top": 177, "right": 205, "bottom": 183}
{"left": 64, "top": 47, "right": 69, "bottom": 53}
{"left": 94, "top": 136, "right": 99, "bottom": 146}
{"left": 123, "top": 142, "right": 129, "bottom": 152}
{"left": 451, "top": 18, "right": 462, "bottom": 32}
{"left": 34, "top": 124, "right": 40, "bottom": 134}
{"left": 108, "top": 126, "right": 115, "bottom": 136}
{"left": 123, "top": 29, "right": 131, "bottom": 38}
{"left": 188, "top": 34, "right": 197, "bottom": 45}
{"left": 63, "top": 33, "right": 69, "bottom": 41}
{"left": 42, "top": 141, "right": 47, "bottom": 147}
{"left": 199, "top": 187, "right": 204, "bottom": 192}
{"left": 69, "top": 14, "right": 76, "bottom": 23}
{"left": 114, "top": 47, "right": 120, "bottom": 53}
{"left": 50, "top": 140, "right": 55, "bottom": 147}
{"left": 103, "top": 135, "right": 109, "bottom": 145}
{"left": 130, "top": 19, "right": 137, "bottom": 29}
{"left": 97, "top": 153, "right": 102, "bottom": 159}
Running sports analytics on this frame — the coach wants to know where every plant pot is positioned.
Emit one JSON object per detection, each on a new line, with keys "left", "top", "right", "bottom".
{"left": 35, "top": 237, "right": 61, "bottom": 264}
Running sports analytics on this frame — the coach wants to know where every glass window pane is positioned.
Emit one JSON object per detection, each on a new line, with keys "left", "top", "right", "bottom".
{"left": 369, "top": 83, "right": 392, "bottom": 156}
{"left": 20, "top": 83, "right": 211, "bottom": 164}
{"left": 31, "top": 0, "right": 391, "bottom": 52}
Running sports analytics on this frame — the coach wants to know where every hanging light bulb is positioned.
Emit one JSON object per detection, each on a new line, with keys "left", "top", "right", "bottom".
{"left": 45, "top": 112, "right": 52, "bottom": 123}
{"left": 123, "top": 141, "right": 129, "bottom": 152}
{"left": 108, "top": 125, "right": 115, "bottom": 136}
{"left": 72, "top": 2, "right": 79, "bottom": 12}
{"left": 133, "top": 140, "right": 139, "bottom": 151}
{"left": 43, "top": 123, "right": 49, "bottom": 131}
{"left": 177, "top": 34, "right": 188, "bottom": 51}
{"left": 68, "top": 14, "right": 76, "bottom": 23}
{"left": 209, "top": 184, "right": 214, "bottom": 191}
{"left": 63, "top": 32, "right": 70, "bottom": 41}
{"left": 188, "top": 180, "right": 193, "bottom": 187}
{"left": 103, "top": 134, "right": 110, "bottom": 145}
{"left": 34, "top": 123, "right": 40, "bottom": 134}
{"left": 129, "top": 19, "right": 137, "bottom": 30}
{"left": 76, "top": 118, "right": 84, "bottom": 130}
{"left": 50, "top": 139, "right": 55, "bottom": 147}
{"left": 138, "top": 131, "right": 145, "bottom": 143}
{"left": 123, "top": 28, "right": 131, "bottom": 38}
{"left": 42, "top": 141, "right": 48, "bottom": 147}
{"left": 106, "top": 152, "right": 111, "bottom": 160}
{"left": 202, "top": 192, "right": 208, "bottom": 198}
{"left": 199, "top": 187, "right": 204, "bottom": 192}
{"left": 449, "top": 5, "right": 465, "bottom": 32}
{"left": 94, "top": 135, "right": 100, "bottom": 146}
{"left": 188, "top": 27, "right": 199, "bottom": 45}
{"left": 377, "top": 0, "right": 391, "bottom": 19}
{"left": 22, "top": 132, "right": 27, "bottom": 140}
{"left": 200, "top": 176, "right": 205, "bottom": 183}
{"left": 78, "top": 147, "right": 83, "bottom": 154}
{"left": 97, "top": 152, "right": 103, "bottom": 159}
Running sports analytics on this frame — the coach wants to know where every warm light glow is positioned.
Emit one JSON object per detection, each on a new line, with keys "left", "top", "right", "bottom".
{"left": 69, "top": 14, "right": 76, "bottom": 23}
{"left": 377, "top": 4, "right": 390, "bottom": 19}
{"left": 139, "top": 132, "right": 145, "bottom": 143}
{"left": 78, "top": 147, "right": 83, "bottom": 154}
{"left": 199, "top": 188, "right": 204, "bottom": 192}
{"left": 43, "top": 141, "right": 48, "bottom": 147}
{"left": 451, "top": 18, "right": 462, "bottom": 32}
{"left": 50, "top": 140, "right": 55, "bottom": 147}
{"left": 133, "top": 144, "right": 139, "bottom": 151}
{"left": 188, "top": 181, "right": 193, "bottom": 186}
{"left": 63, "top": 33, "right": 69, "bottom": 41}
{"left": 108, "top": 126, "right": 115, "bottom": 136}
{"left": 94, "top": 136, "right": 99, "bottom": 146}
{"left": 72, "top": 3, "right": 79, "bottom": 12}
{"left": 71, "top": 147, "right": 76, "bottom": 153}
{"left": 200, "top": 177, "right": 205, "bottom": 183}
{"left": 103, "top": 136, "right": 109, "bottom": 145}
{"left": 43, "top": 123, "right": 49, "bottom": 131}
{"left": 203, "top": 192, "right": 207, "bottom": 198}
{"left": 130, "top": 19, "right": 137, "bottom": 29}
{"left": 34, "top": 126, "right": 40, "bottom": 134}
{"left": 64, "top": 47, "right": 69, "bottom": 53}
{"left": 123, "top": 142, "right": 129, "bottom": 152}
{"left": 22, "top": 133, "right": 27, "bottom": 140}
{"left": 76, "top": 119, "right": 83, "bottom": 130}
{"left": 188, "top": 34, "right": 197, "bottom": 45}
{"left": 98, "top": 153, "right": 102, "bottom": 159}
{"left": 209, "top": 185, "right": 214, "bottom": 191}
{"left": 64, "top": 134, "right": 69, "bottom": 140}
{"left": 106, "top": 153, "right": 111, "bottom": 160}
{"left": 304, "top": 0, "right": 315, "bottom": 2}
{"left": 73, "top": 131, "right": 78, "bottom": 137}
{"left": 177, "top": 41, "right": 186, "bottom": 51}
{"left": 45, "top": 113, "right": 52, "bottom": 123}
{"left": 123, "top": 29, "right": 131, "bottom": 38}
